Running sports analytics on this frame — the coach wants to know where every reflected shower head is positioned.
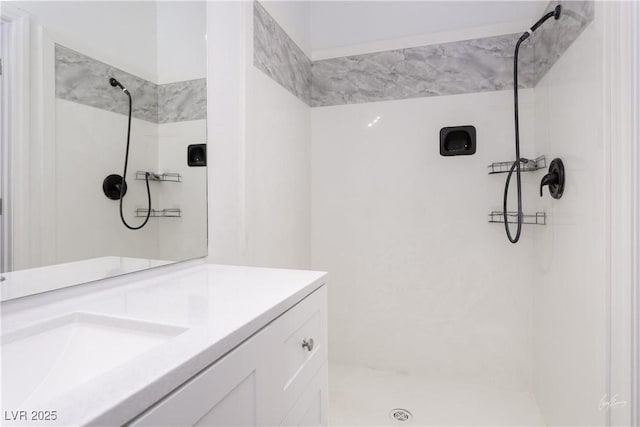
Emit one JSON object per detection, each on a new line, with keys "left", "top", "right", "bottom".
{"left": 554, "top": 4, "right": 562, "bottom": 20}
{"left": 109, "top": 77, "right": 130, "bottom": 95}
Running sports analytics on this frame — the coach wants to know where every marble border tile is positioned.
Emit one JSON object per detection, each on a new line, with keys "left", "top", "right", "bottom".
{"left": 254, "top": 0, "right": 592, "bottom": 107}
{"left": 311, "top": 33, "right": 537, "bottom": 107}
{"left": 533, "top": 0, "right": 595, "bottom": 83}
{"left": 55, "top": 44, "right": 207, "bottom": 123}
{"left": 253, "top": 1, "right": 312, "bottom": 105}
{"left": 158, "top": 79, "right": 207, "bottom": 124}
{"left": 55, "top": 44, "right": 159, "bottom": 123}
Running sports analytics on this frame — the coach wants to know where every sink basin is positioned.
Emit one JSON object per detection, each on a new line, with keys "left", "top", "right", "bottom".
{"left": 1, "top": 312, "right": 187, "bottom": 409}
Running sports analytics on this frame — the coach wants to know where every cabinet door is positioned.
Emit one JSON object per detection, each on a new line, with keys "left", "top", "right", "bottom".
{"left": 263, "top": 286, "right": 328, "bottom": 417}
{"left": 129, "top": 330, "right": 270, "bottom": 426}
{"left": 280, "top": 364, "right": 328, "bottom": 427}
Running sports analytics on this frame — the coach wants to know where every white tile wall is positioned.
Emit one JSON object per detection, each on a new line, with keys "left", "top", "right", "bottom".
{"left": 312, "top": 89, "right": 539, "bottom": 390}
{"left": 532, "top": 11, "right": 607, "bottom": 426}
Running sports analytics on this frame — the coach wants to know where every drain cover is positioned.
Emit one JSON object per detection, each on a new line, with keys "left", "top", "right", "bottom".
{"left": 389, "top": 408, "right": 412, "bottom": 422}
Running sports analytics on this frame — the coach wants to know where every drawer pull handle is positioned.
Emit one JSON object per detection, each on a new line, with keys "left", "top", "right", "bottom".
{"left": 302, "top": 338, "right": 314, "bottom": 352}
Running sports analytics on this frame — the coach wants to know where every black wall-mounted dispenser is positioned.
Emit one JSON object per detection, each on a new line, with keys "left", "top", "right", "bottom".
{"left": 440, "top": 126, "right": 476, "bottom": 156}
{"left": 188, "top": 144, "right": 207, "bottom": 167}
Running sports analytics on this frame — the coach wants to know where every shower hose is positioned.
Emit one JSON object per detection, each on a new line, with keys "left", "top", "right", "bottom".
{"left": 503, "top": 6, "right": 560, "bottom": 243}
{"left": 503, "top": 35, "right": 527, "bottom": 244}
{"left": 118, "top": 91, "right": 152, "bottom": 230}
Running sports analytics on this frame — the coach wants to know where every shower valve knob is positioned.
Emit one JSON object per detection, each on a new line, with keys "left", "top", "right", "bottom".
{"left": 540, "top": 158, "right": 565, "bottom": 199}
{"left": 302, "top": 338, "right": 314, "bottom": 352}
{"left": 539, "top": 172, "right": 558, "bottom": 196}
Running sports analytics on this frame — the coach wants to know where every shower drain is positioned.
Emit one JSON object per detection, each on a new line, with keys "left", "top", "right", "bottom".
{"left": 389, "top": 408, "right": 413, "bottom": 423}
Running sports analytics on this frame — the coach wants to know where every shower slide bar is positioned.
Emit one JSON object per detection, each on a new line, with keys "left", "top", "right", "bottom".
{"left": 488, "top": 211, "right": 546, "bottom": 226}
{"left": 135, "top": 171, "right": 182, "bottom": 182}
{"left": 135, "top": 208, "right": 182, "bottom": 218}
{"left": 487, "top": 155, "right": 546, "bottom": 174}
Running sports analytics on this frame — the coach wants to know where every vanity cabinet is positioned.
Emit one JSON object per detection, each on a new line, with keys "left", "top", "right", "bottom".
{"left": 129, "top": 286, "right": 328, "bottom": 426}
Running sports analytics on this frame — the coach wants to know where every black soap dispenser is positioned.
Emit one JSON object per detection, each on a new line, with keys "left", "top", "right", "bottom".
{"left": 188, "top": 144, "right": 207, "bottom": 167}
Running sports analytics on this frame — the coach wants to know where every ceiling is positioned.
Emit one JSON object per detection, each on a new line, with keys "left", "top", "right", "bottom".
{"left": 309, "top": 1, "right": 549, "bottom": 52}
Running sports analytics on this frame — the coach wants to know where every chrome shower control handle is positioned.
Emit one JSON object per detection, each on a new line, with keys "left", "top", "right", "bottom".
{"left": 302, "top": 338, "right": 314, "bottom": 352}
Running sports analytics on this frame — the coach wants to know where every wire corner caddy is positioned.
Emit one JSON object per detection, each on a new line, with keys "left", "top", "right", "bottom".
{"left": 487, "top": 155, "right": 546, "bottom": 175}
{"left": 488, "top": 211, "right": 546, "bottom": 226}
{"left": 135, "top": 171, "right": 182, "bottom": 182}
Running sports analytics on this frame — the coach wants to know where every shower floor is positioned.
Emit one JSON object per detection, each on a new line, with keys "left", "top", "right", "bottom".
{"left": 328, "top": 363, "right": 545, "bottom": 426}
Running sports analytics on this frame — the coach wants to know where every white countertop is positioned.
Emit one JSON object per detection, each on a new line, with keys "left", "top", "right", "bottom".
{"left": 0, "top": 264, "right": 327, "bottom": 426}
{"left": 1, "top": 257, "right": 174, "bottom": 302}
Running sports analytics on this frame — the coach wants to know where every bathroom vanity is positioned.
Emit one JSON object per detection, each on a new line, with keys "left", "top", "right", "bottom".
{"left": 1, "top": 264, "right": 328, "bottom": 426}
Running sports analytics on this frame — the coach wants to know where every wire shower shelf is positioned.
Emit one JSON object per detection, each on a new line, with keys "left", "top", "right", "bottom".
{"left": 135, "top": 208, "right": 182, "bottom": 218}
{"left": 135, "top": 171, "right": 181, "bottom": 182}
{"left": 488, "top": 211, "right": 546, "bottom": 226}
{"left": 487, "top": 155, "right": 546, "bottom": 175}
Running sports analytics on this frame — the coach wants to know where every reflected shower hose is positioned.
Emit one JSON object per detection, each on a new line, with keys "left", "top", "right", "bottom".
{"left": 110, "top": 78, "right": 152, "bottom": 230}
{"left": 504, "top": 5, "right": 561, "bottom": 243}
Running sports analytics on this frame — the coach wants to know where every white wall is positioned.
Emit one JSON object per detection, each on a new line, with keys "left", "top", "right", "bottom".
{"left": 206, "top": 1, "right": 249, "bottom": 266}
{"left": 156, "top": 2, "right": 206, "bottom": 84}
{"left": 532, "top": 12, "right": 607, "bottom": 426}
{"left": 206, "top": 1, "right": 311, "bottom": 270}
{"left": 311, "top": 89, "right": 538, "bottom": 390}
{"left": 259, "top": 0, "right": 311, "bottom": 57}
{"left": 15, "top": 1, "right": 207, "bottom": 85}
{"left": 245, "top": 69, "right": 311, "bottom": 269}
{"left": 11, "top": 1, "right": 159, "bottom": 82}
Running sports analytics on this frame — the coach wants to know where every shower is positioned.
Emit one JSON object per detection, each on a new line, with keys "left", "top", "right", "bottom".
{"left": 503, "top": 4, "right": 561, "bottom": 243}
{"left": 102, "top": 77, "right": 152, "bottom": 230}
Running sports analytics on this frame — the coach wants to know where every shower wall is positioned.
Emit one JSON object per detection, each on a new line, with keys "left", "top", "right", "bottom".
{"left": 309, "top": 0, "right": 597, "bottom": 406}
{"left": 55, "top": 99, "right": 162, "bottom": 263}
{"left": 54, "top": 53, "right": 206, "bottom": 265}
{"left": 312, "top": 90, "right": 537, "bottom": 389}
{"left": 532, "top": 5, "right": 606, "bottom": 425}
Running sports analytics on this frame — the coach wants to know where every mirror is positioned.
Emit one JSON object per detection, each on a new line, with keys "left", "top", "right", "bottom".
{"left": 0, "top": 1, "right": 208, "bottom": 300}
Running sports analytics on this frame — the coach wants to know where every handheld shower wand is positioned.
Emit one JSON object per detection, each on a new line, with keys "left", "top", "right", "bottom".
{"left": 503, "top": 4, "right": 561, "bottom": 243}
{"left": 107, "top": 77, "right": 152, "bottom": 230}
{"left": 109, "top": 77, "right": 130, "bottom": 94}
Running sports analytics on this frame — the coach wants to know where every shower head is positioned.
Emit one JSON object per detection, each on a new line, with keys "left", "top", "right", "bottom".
{"left": 553, "top": 4, "right": 562, "bottom": 20}
{"left": 109, "top": 77, "right": 130, "bottom": 95}
{"left": 518, "top": 4, "right": 562, "bottom": 43}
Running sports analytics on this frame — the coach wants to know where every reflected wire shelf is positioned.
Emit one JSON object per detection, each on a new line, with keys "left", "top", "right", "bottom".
{"left": 488, "top": 211, "right": 546, "bottom": 226}
{"left": 487, "top": 155, "right": 546, "bottom": 174}
{"left": 135, "top": 208, "right": 182, "bottom": 218}
{"left": 135, "top": 171, "right": 181, "bottom": 182}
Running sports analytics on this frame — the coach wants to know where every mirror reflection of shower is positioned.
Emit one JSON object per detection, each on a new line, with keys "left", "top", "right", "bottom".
{"left": 102, "top": 78, "right": 152, "bottom": 230}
